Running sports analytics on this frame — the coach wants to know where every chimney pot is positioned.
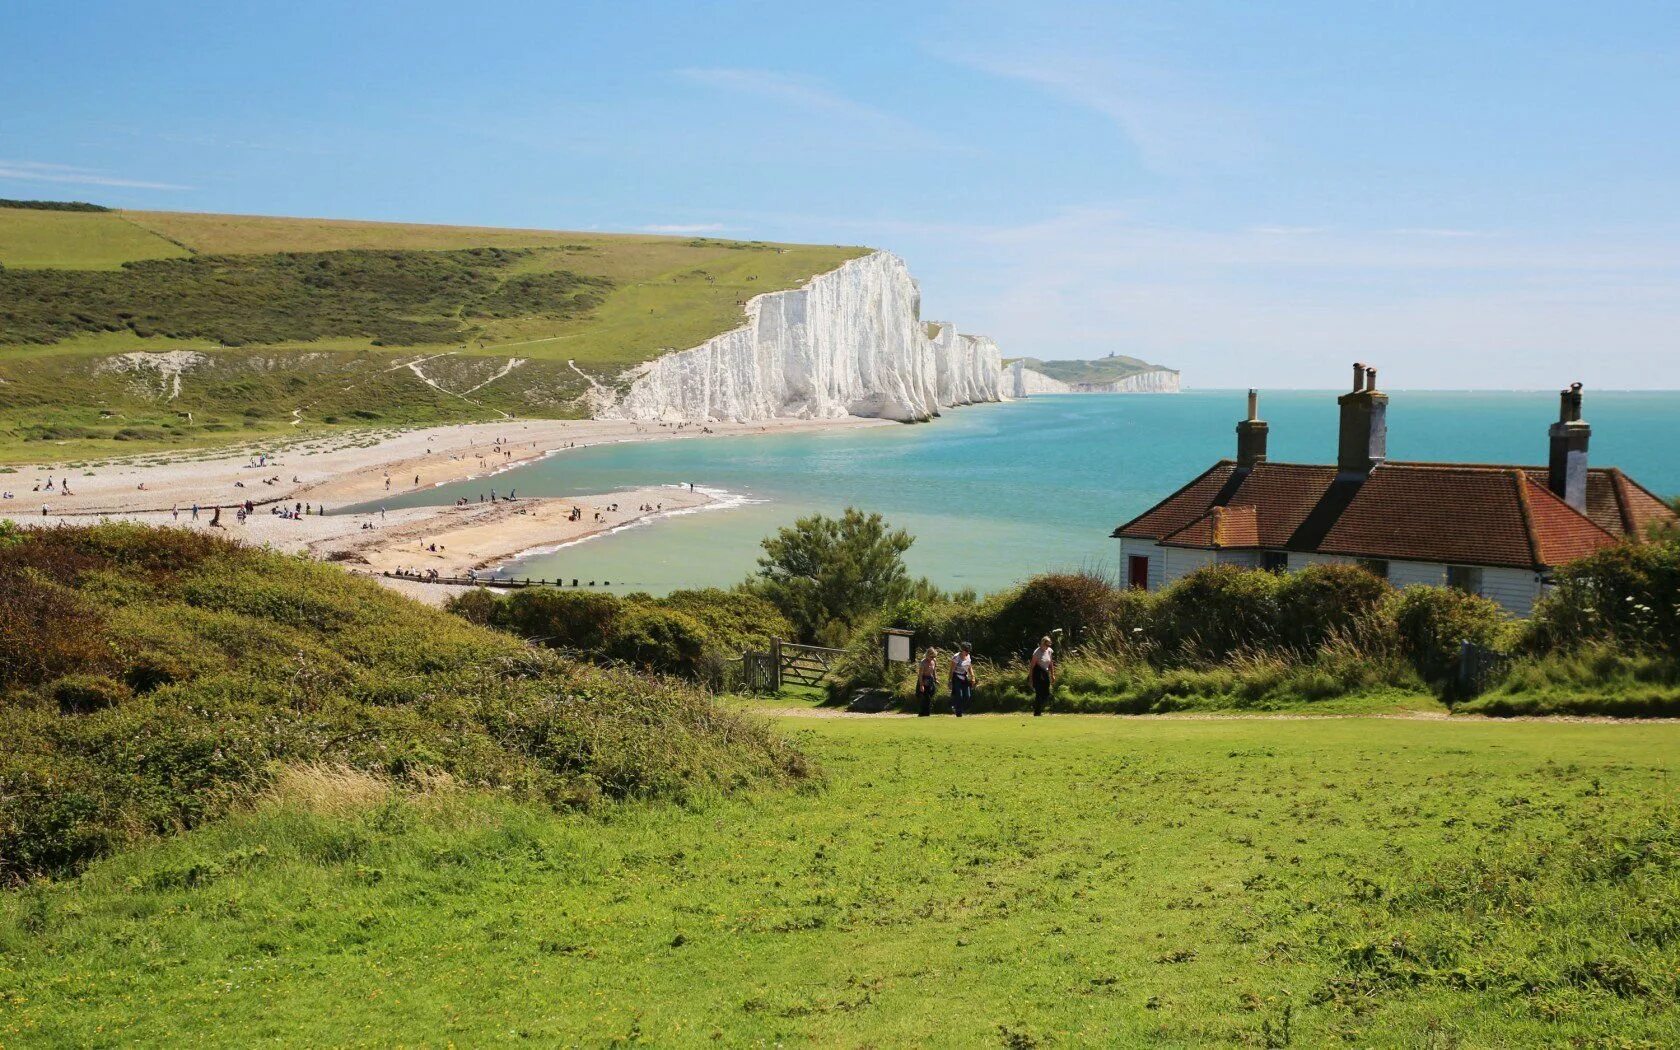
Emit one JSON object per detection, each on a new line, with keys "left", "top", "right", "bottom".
{"left": 1235, "top": 389, "right": 1269, "bottom": 467}
{"left": 1549, "top": 383, "right": 1591, "bottom": 511}
{"left": 1337, "top": 362, "right": 1388, "bottom": 475}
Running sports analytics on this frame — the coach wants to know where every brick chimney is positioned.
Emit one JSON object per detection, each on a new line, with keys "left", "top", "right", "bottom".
{"left": 1548, "top": 382, "right": 1590, "bottom": 513}
{"left": 1336, "top": 363, "right": 1387, "bottom": 476}
{"left": 1235, "top": 388, "right": 1268, "bottom": 467}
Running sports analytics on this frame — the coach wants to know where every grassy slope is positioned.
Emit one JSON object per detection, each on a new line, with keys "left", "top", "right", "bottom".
{"left": 4, "top": 712, "right": 1676, "bottom": 1046}
{"left": 0, "top": 208, "right": 188, "bottom": 270}
{"left": 0, "top": 209, "right": 866, "bottom": 464}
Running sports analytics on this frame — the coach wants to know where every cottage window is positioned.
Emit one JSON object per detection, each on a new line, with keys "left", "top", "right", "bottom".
{"left": 1261, "top": 551, "right": 1288, "bottom": 573}
{"left": 1357, "top": 558, "right": 1389, "bottom": 581}
{"left": 1447, "top": 565, "right": 1483, "bottom": 595}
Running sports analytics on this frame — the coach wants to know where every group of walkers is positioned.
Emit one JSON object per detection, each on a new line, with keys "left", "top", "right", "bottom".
{"left": 913, "top": 635, "right": 1057, "bottom": 718}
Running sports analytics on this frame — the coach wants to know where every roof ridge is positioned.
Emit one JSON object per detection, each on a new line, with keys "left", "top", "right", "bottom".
{"left": 1111, "top": 461, "right": 1235, "bottom": 538}
{"left": 1511, "top": 470, "right": 1543, "bottom": 569}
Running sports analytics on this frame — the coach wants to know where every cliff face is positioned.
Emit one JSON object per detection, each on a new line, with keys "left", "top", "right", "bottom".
{"left": 1000, "top": 360, "right": 1072, "bottom": 397}
{"left": 1000, "top": 361, "right": 1182, "bottom": 397}
{"left": 1077, "top": 369, "right": 1181, "bottom": 393}
{"left": 602, "top": 251, "right": 1003, "bottom": 423}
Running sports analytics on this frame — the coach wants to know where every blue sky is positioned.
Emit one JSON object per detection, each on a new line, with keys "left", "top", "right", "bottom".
{"left": 6, "top": 1, "right": 1679, "bottom": 387}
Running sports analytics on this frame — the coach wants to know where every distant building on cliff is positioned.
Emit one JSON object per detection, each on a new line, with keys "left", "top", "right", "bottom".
{"left": 1111, "top": 364, "right": 1677, "bottom": 615}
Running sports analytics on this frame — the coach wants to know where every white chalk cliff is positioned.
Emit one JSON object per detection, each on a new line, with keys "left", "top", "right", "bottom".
{"left": 1000, "top": 361, "right": 1072, "bottom": 397}
{"left": 600, "top": 251, "right": 1004, "bottom": 423}
{"left": 999, "top": 361, "right": 1182, "bottom": 397}
{"left": 1079, "top": 369, "right": 1181, "bottom": 393}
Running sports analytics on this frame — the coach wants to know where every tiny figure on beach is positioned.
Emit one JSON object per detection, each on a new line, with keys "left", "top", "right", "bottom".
{"left": 917, "top": 646, "right": 940, "bottom": 717}
{"left": 950, "top": 643, "right": 975, "bottom": 717}
{"left": 1029, "top": 635, "right": 1055, "bottom": 717}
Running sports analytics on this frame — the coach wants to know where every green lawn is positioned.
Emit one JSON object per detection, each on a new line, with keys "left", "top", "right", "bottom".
{"left": 5, "top": 712, "right": 1676, "bottom": 1047}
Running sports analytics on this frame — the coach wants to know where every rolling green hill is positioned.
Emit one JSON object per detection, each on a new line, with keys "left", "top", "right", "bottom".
{"left": 1012, "top": 354, "right": 1175, "bottom": 386}
{"left": 0, "top": 203, "right": 866, "bottom": 463}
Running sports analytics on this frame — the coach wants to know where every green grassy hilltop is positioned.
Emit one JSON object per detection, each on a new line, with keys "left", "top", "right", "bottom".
{"left": 0, "top": 201, "right": 866, "bottom": 463}
{"left": 1013, "top": 354, "right": 1175, "bottom": 386}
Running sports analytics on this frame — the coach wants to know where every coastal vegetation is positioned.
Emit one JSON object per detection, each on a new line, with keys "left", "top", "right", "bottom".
{"left": 644, "top": 510, "right": 1672, "bottom": 719}
{"left": 3, "top": 520, "right": 1679, "bottom": 1044}
{"left": 0, "top": 522, "right": 807, "bottom": 883}
{"left": 0, "top": 205, "right": 865, "bottom": 462}
{"left": 447, "top": 586, "right": 791, "bottom": 684}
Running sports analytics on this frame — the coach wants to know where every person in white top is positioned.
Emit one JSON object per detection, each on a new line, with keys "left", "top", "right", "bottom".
{"left": 1029, "top": 636, "right": 1055, "bottom": 717}
{"left": 949, "top": 642, "right": 976, "bottom": 717}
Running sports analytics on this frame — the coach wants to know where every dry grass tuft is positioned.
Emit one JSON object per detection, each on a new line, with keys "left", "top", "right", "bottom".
{"left": 265, "top": 763, "right": 393, "bottom": 816}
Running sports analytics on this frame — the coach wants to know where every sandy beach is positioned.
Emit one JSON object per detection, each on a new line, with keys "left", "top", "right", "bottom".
{"left": 0, "top": 415, "right": 884, "bottom": 602}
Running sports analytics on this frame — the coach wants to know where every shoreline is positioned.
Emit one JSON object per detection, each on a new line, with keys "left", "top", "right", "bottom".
{"left": 0, "top": 414, "right": 889, "bottom": 603}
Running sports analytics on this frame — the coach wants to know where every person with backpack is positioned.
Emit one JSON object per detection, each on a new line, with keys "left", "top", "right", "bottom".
{"left": 950, "top": 642, "right": 976, "bottom": 717}
{"left": 1029, "top": 635, "right": 1056, "bottom": 717}
{"left": 916, "top": 646, "right": 940, "bottom": 717}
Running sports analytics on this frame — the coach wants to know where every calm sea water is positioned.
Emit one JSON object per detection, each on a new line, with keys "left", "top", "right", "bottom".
{"left": 367, "top": 390, "right": 1680, "bottom": 595}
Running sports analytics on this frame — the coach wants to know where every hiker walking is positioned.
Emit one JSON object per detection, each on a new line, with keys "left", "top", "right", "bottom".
{"left": 949, "top": 642, "right": 976, "bottom": 717}
{"left": 1029, "top": 635, "right": 1056, "bottom": 717}
{"left": 916, "top": 646, "right": 940, "bottom": 717}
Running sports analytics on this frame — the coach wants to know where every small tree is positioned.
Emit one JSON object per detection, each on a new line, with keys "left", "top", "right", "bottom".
{"left": 754, "top": 508, "right": 914, "bottom": 643}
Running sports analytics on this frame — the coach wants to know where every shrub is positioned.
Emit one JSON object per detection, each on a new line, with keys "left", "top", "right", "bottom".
{"left": 1274, "top": 564, "right": 1393, "bottom": 651}
{"left": 1386, "top": 586, "right": 1508, "bottom": 685}
{"left": 1527, "top": 539, "right": 1680, "bottom": 656}
{"left": 603, "top": 605, "right": 708, "bottom": 677}
{"left": 1153, "top": 565, "right": 1283, "bottom": 662}
{"left": 0, "top": 570, "right": 117, "bottom": 690}
{"left": 49, "top": 674, "right": 131, "bottom": 714}
{"left": 973, "top": 572, "right": 1123, "bottom": 658}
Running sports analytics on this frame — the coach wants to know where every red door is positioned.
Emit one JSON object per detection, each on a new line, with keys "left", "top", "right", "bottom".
{"left": 1127, "top": 555, "right": 1150, "bottom": 590}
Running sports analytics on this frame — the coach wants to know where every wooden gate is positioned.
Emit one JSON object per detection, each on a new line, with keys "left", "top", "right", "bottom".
{"left": 772, "top": 639, "right": 846, "bottom": 688}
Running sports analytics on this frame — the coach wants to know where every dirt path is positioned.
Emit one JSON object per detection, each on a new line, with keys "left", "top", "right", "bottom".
{"left": 745, "top": 704, "right": 1680, "bottom": 725}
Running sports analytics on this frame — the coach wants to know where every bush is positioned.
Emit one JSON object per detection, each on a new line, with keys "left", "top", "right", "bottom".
{"left": 1153, "top": 565, "right": 1283, "bottom": 662}
{"left": 446, "top": 585, "right": 791, "bottom": 684}
{"left": 1386, "top": 586, "right": 1508, "bottom": 685}
{"left": 1274, "top": 564, "right": 1393, "bottom": 651}
{"left": 1527, "top": 539, "right": 1680, "bottom": 656}
{"left": 604, "top": 605, "right": 708, "bottom": 677}
{"left": 49, "top": 674, "right": 131, "bottom": 714}
{"left": 973, "top": 572, "right": 1123, "bottom": 658}
{"left": 0, "top": 525, "right": 811, "bottom": 882}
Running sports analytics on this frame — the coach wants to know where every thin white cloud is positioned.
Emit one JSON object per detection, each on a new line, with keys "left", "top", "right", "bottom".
{"left": 950, "top": 52, "right": 1261, "bottom": 173}
{"left": 640, "top": 222, "right": 726, "bottom": 234}
{"left": 0, "top": 159, "right": 191, "bottom": 191}
{"left": 673, "top": 68, "right": 927, "bottom": 145}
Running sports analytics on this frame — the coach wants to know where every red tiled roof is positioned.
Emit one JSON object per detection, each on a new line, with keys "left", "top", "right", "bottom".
{"left": 1159, "top": 503, "right": 1260, "bottom": 549}
{"left": 1521, "top": 477, "right": 1621, "bottom": 566}
{"left": 1114, "top": 459, "right": 1649, "bottom": 570}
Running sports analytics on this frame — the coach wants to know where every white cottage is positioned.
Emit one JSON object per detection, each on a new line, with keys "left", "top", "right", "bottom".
{"left": 1112, "top": 365, "right": 1676, "bottom": 616}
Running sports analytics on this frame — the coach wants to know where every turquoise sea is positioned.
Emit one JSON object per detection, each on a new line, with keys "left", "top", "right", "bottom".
{"left": 366, "top": 391, "right": 1680, "bottom": 596}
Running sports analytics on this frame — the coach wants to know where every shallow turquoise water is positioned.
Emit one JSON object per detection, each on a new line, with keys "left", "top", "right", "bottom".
{"left": 365, "top": 391, "right": 1680, "bottom": 595}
